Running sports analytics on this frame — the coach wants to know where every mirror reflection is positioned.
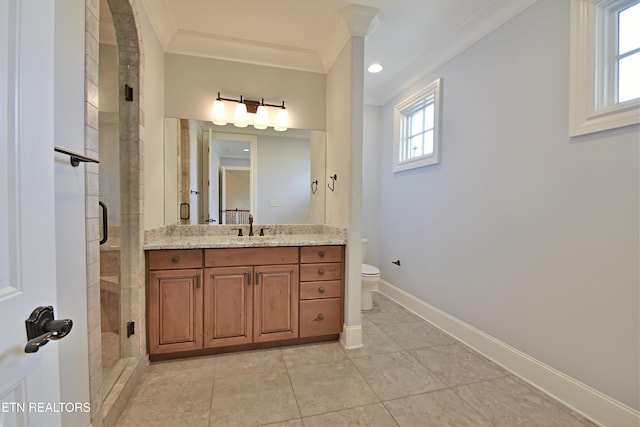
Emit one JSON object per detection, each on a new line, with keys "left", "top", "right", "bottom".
{"left": 164, "top": 118, "right": 326, "bottom": 225}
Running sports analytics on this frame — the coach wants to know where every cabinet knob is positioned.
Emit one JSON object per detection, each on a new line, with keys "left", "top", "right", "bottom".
{"left": 314, "top": 313, "right": 324, "bottom": 321}
{"left": 318, "top": 287, "right": 325, "bottom": 294}
{"left": 318, "top": 269, "right": 325, "bottom": 276}
{"left": 319, "top": 250, "right": 325, "bottom": 258}
{"left": 171, "top": 256, "right": 179, "bottom": 263}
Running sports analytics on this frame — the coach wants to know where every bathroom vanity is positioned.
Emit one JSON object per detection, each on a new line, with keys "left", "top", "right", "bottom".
{"left": 144, "top": 224, "right": 346, "bottom": 361}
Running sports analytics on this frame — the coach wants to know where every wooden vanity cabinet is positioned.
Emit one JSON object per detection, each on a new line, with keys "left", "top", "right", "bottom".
{"left": 299, "top": 246, "right": 344, "bottom": 338}
{"left": 202, "top": 262, "right": 299, "bottom": 348}
{"left": 146, "top": 249, "right": 203, "bottom": 355}
{"left": 204, "top": 247, "right": 299, "bottom": 347}
{"left": 202, "top": 266, "right": 253, "bottom": 348}
{"left": 147, "top": 245, "right": 343, "bottom": 359}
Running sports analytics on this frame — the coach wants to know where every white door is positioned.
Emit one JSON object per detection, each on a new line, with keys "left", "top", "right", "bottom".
{"left": 1, "top": 1, "right": 67, "bottom": 425}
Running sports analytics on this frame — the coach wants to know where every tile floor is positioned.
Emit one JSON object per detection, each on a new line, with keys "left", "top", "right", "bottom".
{"left": 116, "top": 293, "right": 596, "bottom": 426}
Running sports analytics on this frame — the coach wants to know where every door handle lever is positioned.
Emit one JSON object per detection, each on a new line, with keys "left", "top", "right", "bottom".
{"left": 24, "top": 306, "right": 73, "bottom": 353}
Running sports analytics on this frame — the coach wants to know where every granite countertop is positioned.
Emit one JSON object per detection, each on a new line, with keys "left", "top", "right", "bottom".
{"left": 144, "top": 224, "right": 347, "bottom": 250}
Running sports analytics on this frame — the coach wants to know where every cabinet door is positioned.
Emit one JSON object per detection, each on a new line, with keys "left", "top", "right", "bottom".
{"left": 203, "top": 266, "right": 253, "bottom": 348}
{"left": 148, "top": 269, "right": 203, "bottom": 354}
{"left": 254, "top": 265, "right": 299, "bottom": 343}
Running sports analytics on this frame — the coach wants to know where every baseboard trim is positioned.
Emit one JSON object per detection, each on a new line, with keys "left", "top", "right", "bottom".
{"left": 377, "top": 279, "right": 640, "bottom": 427}
{"left": 340, "top": 323, "right": 363, "bottom": 349}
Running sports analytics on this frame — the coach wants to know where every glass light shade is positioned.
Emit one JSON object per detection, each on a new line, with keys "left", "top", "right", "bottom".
{"left": 233, "top": 102, "right": 248, "bottom": 128}
{"left": 254, "top": 105, "right": 268, "bottom": 130}
{"left": 274, "top": 108, "right": 289, "bottom": 131}
{"left": 211, "top": 99, "right": 227, "bottom": 126}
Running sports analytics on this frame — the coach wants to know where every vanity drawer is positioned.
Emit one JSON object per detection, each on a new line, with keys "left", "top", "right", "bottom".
{"left": 300, "top": 281, "right": 341, "bottom": 300}
{"left": 205, "top": 247, "right": 298, "bottom": 267}
{"left": 300, "top": 246, "right": 342, "bottom": 263}
{"left": 300, "top": 263, "right": 342, "bottom": 281}
{"left": 147, "top": 249, "right": 203, "bottom": 270}
{"left": 299, "top": 298, "right": 342, "bottom": 337}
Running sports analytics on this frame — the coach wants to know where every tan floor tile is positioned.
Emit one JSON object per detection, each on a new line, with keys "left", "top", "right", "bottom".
{"left": 410, "top": 343, "right": 506, "bottom": 386}
{"left": 303, "top": 403, "right": 399, "bottom": 427}
{"left": 384, "top": 389, "right": 491, "bottom": 427}
{"left": 210, "top": 370, "right": 299, "bottom": 426}
{"left": 214, "top": 348, "right": 285, "bottom": 378}
{"left": 136, "top": 364, "right": 214, "bottom": 405}
{"left": 259, "top": 419, "right": 304, "bottom": 426}
{"left": 116, "top": 382, "right": 211, "bottom": 427}
{"left": 281, "top": 341, "right": 347, "bottom": 369}
{"left": 365, "top": 300, "right": 422, "bottom": 326}
{"left": 288, "top": 360, "right": 379, "bottom": 417}
{"left": 346, "top": 324, "right": 402, "bottom": 358}
{"left": 378, "top": 320, "right": 456, "bottom": 350}
{"left": 455, "top": 376, "right": 596, "bottom": 426}
{"left": 352, "top": 351, "right": 447, "bottom": 400}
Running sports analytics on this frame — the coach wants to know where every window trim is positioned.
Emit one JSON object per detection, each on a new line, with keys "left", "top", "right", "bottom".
{"left": 569, "top": 0, "right": 640, "bottom": 136}
{"left": 393, "top": 78, "right": 442, "bottom": 172}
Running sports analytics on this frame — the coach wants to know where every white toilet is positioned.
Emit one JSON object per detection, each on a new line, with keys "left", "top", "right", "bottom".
{"left": 361, "top": 238, "right": 380, "bottom": 310}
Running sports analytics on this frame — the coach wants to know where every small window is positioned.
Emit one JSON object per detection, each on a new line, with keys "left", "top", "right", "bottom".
{"left": 617, "top": 3, "right": 640, "bottom": 102}
{"left": 569, "top": 0, "right": 640, "bottom": 136}
{"left": 393, "top": 78, "right": 442, "bottom": 172}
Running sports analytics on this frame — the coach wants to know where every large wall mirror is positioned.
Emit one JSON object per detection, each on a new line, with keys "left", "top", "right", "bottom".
{"left": 164, "top": 118, "right": 326, "bottom": 225}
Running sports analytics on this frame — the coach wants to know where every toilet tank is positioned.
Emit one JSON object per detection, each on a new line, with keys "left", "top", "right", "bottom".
{"left": 361, "top": 238, "right": 368, "bottom": 262}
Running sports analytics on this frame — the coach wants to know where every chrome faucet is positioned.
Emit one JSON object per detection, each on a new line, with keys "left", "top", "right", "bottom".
{"left": 248, "top": 214, "right": 254, "bottom": 236}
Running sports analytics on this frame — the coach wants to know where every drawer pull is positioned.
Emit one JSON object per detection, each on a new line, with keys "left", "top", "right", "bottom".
{"left": 171, "top": 256, "right": 180, "bottom": 263}
{"left": 314, "top": 313, "right": 324, "bottom": 321}
{"left": 319, "top": 250, "right": 325, "bottom": 258}
{"left": 318, "top": 269, "right": 325, "bottom": 276}
{"left": 318, "top": 287, "right": 325, "bottom": 294}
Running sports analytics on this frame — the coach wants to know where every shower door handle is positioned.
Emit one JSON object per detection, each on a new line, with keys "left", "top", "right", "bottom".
{"left": 99, "top": 201, "right": 108, "bottom": 245}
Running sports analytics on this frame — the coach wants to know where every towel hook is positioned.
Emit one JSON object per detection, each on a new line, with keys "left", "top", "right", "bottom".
{"left": 328, "top": 174, "right": 337, "bottom": 192}
{"left": 311, "top": 180, "right": 318, "bottom": 194}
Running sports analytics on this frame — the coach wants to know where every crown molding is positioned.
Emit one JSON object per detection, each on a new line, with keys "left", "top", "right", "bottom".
{"left": 138, "top": 0, "right": 176, "bottom": 49}
{"left": 165, "top": 29, "right": 326, "bottom": 73}
{"left": 338, "top": 4, "right": 382, "bottom": 38}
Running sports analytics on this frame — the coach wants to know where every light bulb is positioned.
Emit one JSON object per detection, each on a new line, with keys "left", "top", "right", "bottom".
{"left": 274, "top": 107, "right": 289, "bottom": 131}
{"left": 211, "top": 99, "right": 227, "bottom": 126}
{"left": 254, "top": 105, "right": 268, "bottom": 130}
{"left": 234, "top": 102, "right": 248, "bottom": 128}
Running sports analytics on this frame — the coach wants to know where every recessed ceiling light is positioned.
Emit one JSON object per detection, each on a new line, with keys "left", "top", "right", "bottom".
{"left": 243, "top": 148, "right": 249, "bottom": 152}
{"left": 368, "top": 63, "right": 383, "bottom": 73}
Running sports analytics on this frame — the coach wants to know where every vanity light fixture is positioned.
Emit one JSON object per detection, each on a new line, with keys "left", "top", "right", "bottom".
{"left": 211, "top": 92, "right": 289, "bottom": 131}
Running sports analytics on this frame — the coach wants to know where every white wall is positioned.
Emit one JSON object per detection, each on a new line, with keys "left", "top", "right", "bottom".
{"left": 164, "top": 54, "right": 326, "bottom": 131}
{"left": 256, "top": 135, "right": 311, "bottom": 224}
{"left": 139, "top": 4, "right": 165, "bottom": 229}
{"left": 367, "top": 0, "right": 639, "bottom": 411}
{"left": 309, "top": 130, "right": 326, "bottom": 224}
{"left": 362, "top": 104, "right": 381, "bottom": 267}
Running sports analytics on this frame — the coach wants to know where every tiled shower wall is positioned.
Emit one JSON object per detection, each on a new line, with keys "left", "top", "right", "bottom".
{"left": 85, "top": 0, "right": 147, "bottom": 425}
